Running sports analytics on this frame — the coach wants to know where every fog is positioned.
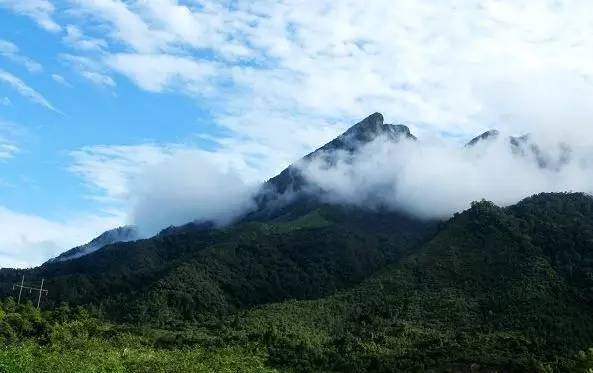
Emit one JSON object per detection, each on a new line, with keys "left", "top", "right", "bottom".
{"left": 126, "top": 123, "right": 593, "bottom": 237}
{"left": 298, "top": 131, "right": 593, "bottom": 220}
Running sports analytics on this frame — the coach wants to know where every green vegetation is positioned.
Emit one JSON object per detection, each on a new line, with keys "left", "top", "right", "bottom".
{"left": 226, "top": 193, "right": 593, "bottom": 371}
{"left": 0, "top": 299, "right": 275, "bottom": 373}
{"left": 0, "top": 204, "right": 435, "bottom": 325}
{"left": 3, "top": 193, "right": 593, "bottom": 372}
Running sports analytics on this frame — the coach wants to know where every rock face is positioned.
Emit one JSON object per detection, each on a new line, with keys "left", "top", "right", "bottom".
{"left": 49, "top": 226, "right": 139, "bottom": 262}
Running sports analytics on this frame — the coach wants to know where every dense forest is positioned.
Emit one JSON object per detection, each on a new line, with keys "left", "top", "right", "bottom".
{"left": 3, "top": 193, "right": 593, "bottom": 371}
{"left": 0, "top": 204, "right": 436, "bottom": 325}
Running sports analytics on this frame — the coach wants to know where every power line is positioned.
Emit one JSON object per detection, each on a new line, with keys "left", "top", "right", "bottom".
{"left": 12, "top": 275, "right": 48, "bottom": 309}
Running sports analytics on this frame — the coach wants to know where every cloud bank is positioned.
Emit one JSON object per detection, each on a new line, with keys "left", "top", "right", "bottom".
{"left": 70, "top": 145, "right": 258, "bottom": 237}
{"left": 299, "top": 129, "right": 593, "bottom": 219}
{"left": 129, "top": 149, "right": 257, "bottom": 236}
{"left": 0, "top": 206, "right": 121, "bottom": 268}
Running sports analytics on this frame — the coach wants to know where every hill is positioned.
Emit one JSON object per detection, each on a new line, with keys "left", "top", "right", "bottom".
{"left": 228, "top": 192, "right": 593, "bottom": 371}
{"left": 4, "top": 193, "right": 593, "bottom": 372}
{"left": 0, "top": 205, "right": 435, "bottom": 325}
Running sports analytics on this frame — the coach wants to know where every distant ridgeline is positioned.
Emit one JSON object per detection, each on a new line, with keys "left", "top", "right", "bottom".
{"left": 47, "top": 226, "right": 139, "bottom": 263}
{"left": 1, "top": 113, "right": 593, "bottom": 372}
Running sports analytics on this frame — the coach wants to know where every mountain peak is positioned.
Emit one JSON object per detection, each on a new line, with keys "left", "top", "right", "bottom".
{"left": 466, "top": 129, "right": 500, "bottom": 147}
{"left": 313, "top": 113, "right": 414, "bottom": 157}
{"left": 350, "top": 112, "right": 384, "bottom": 133}
{"left": 338, "top": 112, "right": 415, "bottom": 145}
{"left": 254, "top": 113, "right": 417, "bottom": 215}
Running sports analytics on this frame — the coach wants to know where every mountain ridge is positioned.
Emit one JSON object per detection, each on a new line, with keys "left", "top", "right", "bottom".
{"left": 42, "top": 112, "right": 573, "bottom": 264}
{"left": 231, "top": 192, "right": 593, "bottom": 371}
{"left": 47, "top": 225, "right": 139, "bottom": 263}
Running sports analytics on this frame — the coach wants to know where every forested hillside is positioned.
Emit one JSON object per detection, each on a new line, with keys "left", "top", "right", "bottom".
{"left": 3, "top": 193, "right": 593, "bottom": 371}
{"left": 2, "top": 109, "right": 593, "bottom": 372}
{"left": 226, "top": 193, "right": 593, "bottom": 371}
{"left": 0, "top": 113, "right": 439, "bottom": 327}
{"left": 0, "top": 204, "right": 436, "bottom": 325}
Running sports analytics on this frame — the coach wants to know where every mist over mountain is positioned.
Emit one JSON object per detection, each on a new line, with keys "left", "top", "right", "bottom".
{"left": 128, "top": 150, "right": 257, "bottom": 237}
{"left": 4, "top": 113, "right": 593, "bottom": 371}
{"left": 96, "top": 111, "right": 593, "bottom": 241}
{"left": 48, "top": 226, "right": 139, "bottom": 263}
{"left": 42, "top": 112, "right": 593, "bottom": 263}
{"left": 268, "top": 112, "right": 593, "bottom": 220}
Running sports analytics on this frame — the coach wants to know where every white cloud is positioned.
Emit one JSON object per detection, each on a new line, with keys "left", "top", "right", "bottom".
{"left": 60, "top": 0, "right": 593, "bottom": 175}
{"left": 0, "top": 39, "right": 43, "bottom": 73}
{"left": 299, "top": 131, "right": 593, "bottom": 220}
{"left": 60, "top": 54, "right": 116, "bottom": 88}
{"left": 106, "top": 53, "right": 214, "bottom": 93}
{"left": 70, "top": 0, "right": 244, "bottom": 55}
{"left": 80, "top": 70, "right": 115, "bottom": 87}
{"left": 0, "top": 121, "right": 26, "bottom": 161}
{"left": 63, "top": 25, "right": 107, "bottom": 51}
{"left": 0, "top": 141, "right": 18, "bottom": 160}
{"left": 0, "top": 69, "right": 57, "bottom": 111}
{"left": 69, "top": 143, "right": 258, "bottom": 236}
{"left": 0, "top": 0, "right": 61, "bottom": 32}
{"left": 0, "top": 206, "right": 123, "bottom": 268}
{"left": 69, "top": 144, "right": 172, "bottom": 203}
{"left": 51, "top": 73, "right": 71, "bottom": 87}
{"left": 71, "top": 0, "right": 165, "bottom": 53}
{"left": 129, "top": 148, "right": 257, "bottom": 236}
{"left": 4, "top": 139, "right": 251, "bottom": 264}
{"left": 0, "top": 97, "right": 11, "bottom": 106}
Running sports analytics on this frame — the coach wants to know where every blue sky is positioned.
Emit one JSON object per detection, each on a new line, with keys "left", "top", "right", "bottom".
{"left": 1, "top": 0, "right": 593, "bottom": 267}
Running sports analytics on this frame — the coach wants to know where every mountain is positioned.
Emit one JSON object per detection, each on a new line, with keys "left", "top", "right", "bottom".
{"left": 465, "top": 129, "right": 500, "bottom": 146}
{"left": 3, "top": 113, "right": 593, "bottom": 371}
{"left": 0, "top": 113, "right": 437, "bottom": 324}
{"left": 266, "top": 112, "right": 414, "bottom": 194}
{"left": 46, "top": 115, "right": 409, "bottom": 263}
{"left": 466, "top": 129, "right": 574, "bottom": 172}
{"left": 5, "top": 192, "right": 593, "bottom": 372}
{"left": 48, "top": 226, "right": 139, "bottom": 262}
{"left": 232, "top": 192, "right": 593, "bottom": 372}
{"left": 253, "top": 112, "right": 415, "bottom": 217}
{"left": 0, "top": 206, "right": 435, "bottom": 324}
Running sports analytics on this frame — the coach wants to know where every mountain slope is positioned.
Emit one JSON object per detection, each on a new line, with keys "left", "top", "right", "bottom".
{"left": 0, "top": 112, "right": 439, "bottom": 323}
{"left": 48, "top": 226, "right": 139, "bottom": 262}
{"left": 0, "top": 205, "right": 436, "bottom": 324}
{"left": 2, "top": 111, "right": 593, "bottom": 371}
{"left": 465, "top": 129, "right": 500, "bottom": 146}
{"left": 232, "top": 192, "right": 593, "bottom": 372}
{"left": 253, "top": 112, "right": 416, "bottom": 218}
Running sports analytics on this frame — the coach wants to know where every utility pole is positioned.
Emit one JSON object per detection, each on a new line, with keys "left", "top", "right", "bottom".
{"left": 36, "top": 279, "right": 45, "bottom": 309}
{"left": 12, "top": 276, "right": 48, "bottom": 308}
{"left": 15, "top": 274, "right": 24, "bottom": 303}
